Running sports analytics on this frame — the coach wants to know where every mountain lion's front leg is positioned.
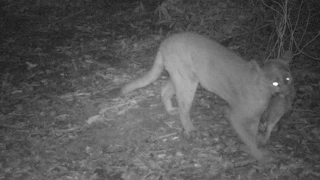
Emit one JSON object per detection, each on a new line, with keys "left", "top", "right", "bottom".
{"left": 229, "top": 108, "right": 264, "bottom": 160}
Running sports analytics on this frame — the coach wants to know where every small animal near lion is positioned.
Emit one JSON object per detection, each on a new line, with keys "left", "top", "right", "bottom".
{"left": 109, "top": 32, "right": 294, "bottom": 161}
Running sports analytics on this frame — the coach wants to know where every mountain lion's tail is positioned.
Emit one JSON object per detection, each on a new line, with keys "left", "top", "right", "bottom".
{"left": 112, "top": 51, "right": 164, "bottom": 97}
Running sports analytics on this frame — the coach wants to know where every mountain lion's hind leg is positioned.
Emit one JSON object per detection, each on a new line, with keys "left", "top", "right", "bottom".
{"left": 161, "top": 80, "right": 178, "bottom": 115}
{"left": 173, "top": 76, "right": 198, "bottom": 135}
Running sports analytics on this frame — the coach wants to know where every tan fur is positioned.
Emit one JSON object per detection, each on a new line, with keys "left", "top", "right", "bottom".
{"left": 110, "top": 32, "right": 292, "bottom": 160}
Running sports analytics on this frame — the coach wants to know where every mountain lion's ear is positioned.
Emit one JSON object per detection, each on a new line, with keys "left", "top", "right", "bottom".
{"left": 249, "top": 60, "right": 265, "bottom": 82}
{"left": 263, "top": 51, "right": 293, "bottom": 65}
{"left": 281, "top": 51, "right": 293, "bottom": 63}
{"left": 249, "top": 60, "right": 262, "bottom": 72}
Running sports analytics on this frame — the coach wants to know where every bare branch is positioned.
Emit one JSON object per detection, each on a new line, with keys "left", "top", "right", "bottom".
{"left": 298, "top": 10, "right": 311, "bottom": 47}
{"left": 292, "top": 0, "right": 304, "bottom": 33}
{"left": 299, "top": 50, "right": 320, "bottom": 61}
{"left": 262, "top": 0, "right": 282, "bottom": 16}
{"left": 296, "top": 31, "right": 320, "bottom": 56}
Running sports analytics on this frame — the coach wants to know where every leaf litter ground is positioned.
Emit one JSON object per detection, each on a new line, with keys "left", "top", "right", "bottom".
{"left": 1, "top": 1, "right": 320, "bottom": 180}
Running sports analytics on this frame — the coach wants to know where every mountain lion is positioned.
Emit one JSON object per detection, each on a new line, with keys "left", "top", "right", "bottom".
{"left": 109, "top": 32, "right": 293, "bottom": 160}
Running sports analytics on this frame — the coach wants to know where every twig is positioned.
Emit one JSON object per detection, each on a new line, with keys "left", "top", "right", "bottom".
{"left": 299, "top": 50, "right": 320, "bottom": 61}
{"left": 293, "top": 0, "right": 304, "bottom": 45}
{"left": 262, "top": 0, "right": 281, "bottom": 16}
{"left": 152, "top": 132, "right": 178, "bottom": 141}
{"left": 296, "top": 31, "right": 320, "bottom": 56}
{"left": 272, "top": 0, "right": 285, "bottom": 15}
{"left": 298, "top": 9, "right": 311, "bottom": 48}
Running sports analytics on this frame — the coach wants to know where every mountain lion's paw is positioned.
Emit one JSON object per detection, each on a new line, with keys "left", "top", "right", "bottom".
{"left": 167, "top": 108, "right": 178, "bottom": 116}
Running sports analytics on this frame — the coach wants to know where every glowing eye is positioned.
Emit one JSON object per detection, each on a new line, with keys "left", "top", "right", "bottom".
{"left": 272, "top": 81, "right": 279, "bottom": 87}
{"left": 285, "top": 77, "right": 290, "bottom": 81}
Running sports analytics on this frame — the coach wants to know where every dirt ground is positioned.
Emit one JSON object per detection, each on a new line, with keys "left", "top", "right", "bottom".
{"left": 1, "top": 0, "right": 320, "bottom": 180}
